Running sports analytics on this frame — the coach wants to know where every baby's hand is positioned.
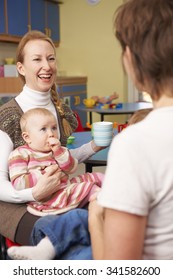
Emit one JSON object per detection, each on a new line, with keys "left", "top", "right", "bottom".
{"left": 48, "top": 137, "right": 61, "bottom": 152}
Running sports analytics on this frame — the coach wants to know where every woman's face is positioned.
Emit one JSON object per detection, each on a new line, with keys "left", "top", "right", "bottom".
{"left": 123, "top": 46, "right": 146, "bottom": 92}
{"left": 123, "top": 47, "right": 136, "bottom": 84}
{"left": 17, "top": 39, "right": 57, "bottom": 92}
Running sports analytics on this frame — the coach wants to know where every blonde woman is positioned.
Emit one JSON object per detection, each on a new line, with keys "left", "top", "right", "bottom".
{"left": 0, "top": 30, "right": 103, "bottom": 259}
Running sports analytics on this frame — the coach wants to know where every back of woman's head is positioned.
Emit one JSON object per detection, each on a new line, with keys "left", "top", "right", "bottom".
{"left": 114, "top": 0, "right": 173, "bottom": 99}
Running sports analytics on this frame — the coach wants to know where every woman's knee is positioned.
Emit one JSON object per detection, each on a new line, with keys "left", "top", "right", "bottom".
{"left": 70, "top": 209, "right": 88, "bottom": 226}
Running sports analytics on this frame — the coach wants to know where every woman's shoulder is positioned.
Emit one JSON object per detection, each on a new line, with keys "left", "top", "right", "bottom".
{"left": 0, "top": 99, "right": 25, "bottom": 149}
{"left": 0, "top": 99, "right": 23, "bottom": 126}
{"left": 0, "top": 98, "right": 22, "bottom": 115}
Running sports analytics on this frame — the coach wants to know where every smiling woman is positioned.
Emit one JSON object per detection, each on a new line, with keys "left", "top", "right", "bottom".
{"left": 0, "top": 30, "right": 78, "bottom": 244}
{"left": 15, "top": 30, "right": 76, "bottom": 138}
{"left": 17, "top": 40, "right": 56, "bottom": 92}
{"left": 0, "top": 30, "right": 106, "bottom": 260}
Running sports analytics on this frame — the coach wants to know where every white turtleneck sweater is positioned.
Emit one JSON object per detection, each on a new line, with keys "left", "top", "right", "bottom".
{"left": 0, "top": 85, "right": 94, "bottom": 203}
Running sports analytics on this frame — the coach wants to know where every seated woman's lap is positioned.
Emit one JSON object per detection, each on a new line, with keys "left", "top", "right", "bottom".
{"left": 15, "top": 212, "right": 39, "bottom": 245}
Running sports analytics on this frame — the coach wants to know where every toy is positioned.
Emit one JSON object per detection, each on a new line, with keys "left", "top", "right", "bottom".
{"left": 83, "top": 98, "right": 95, "bottom": 108}
{"left": 91, "top": 92, "right": 119, "bottom": 105}
{"left": 67, "top": 136, "right": 75, "bottom": 144}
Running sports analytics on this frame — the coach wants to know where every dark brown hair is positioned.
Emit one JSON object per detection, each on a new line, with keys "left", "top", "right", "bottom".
{"left": 114, "top": 0, "right": 173, "bottom": 100}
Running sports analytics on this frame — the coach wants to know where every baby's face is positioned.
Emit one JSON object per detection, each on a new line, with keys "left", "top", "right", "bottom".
{"left": 24, "top": 114, "right": 59, "bottom": 152}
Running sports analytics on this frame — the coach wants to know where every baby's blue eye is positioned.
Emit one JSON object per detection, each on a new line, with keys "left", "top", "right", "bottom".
{"left": 41, "top": 127, "right": 46, "bottom": 131}
{"left": 52, "top": 126, "right": 57, "bottom": 131}
{"left": 33, "top": 58, "right": 41, "bottom": 61}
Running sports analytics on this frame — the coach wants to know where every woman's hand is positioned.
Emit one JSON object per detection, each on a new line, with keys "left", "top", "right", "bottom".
{"left": 32, "top": 164, "right": 62, "bottom": 202}
{"left": 88, "top": 199, "right": 104, "bottom": 226}
{"left": 91, "top": 131, "right": 115, "bottom": 153}
{"left": 91, "top": 140, "right": 107, "bottom": 152}
{"left": 91, "top": 138, "right": 114, "bottom": 153}
{"left": 44, "top": 164, "right": 61, "bottom": 173}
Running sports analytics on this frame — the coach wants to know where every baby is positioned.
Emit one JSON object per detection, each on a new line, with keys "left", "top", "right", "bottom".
{"left": 8, "top": 108, "right": 104, "bottom": 216}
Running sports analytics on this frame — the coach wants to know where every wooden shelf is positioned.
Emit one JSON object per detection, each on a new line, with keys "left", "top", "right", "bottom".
{"left": 57, "top": 76, "right": 87, "bottom": 86}
{"left": 0, "top": 77, "right": 23, "bottom": 94}
{"left": 0, "top": 34, "right": 21, "bottom": 44}
{"left": 0, "top": 76, "right": 87, "bottom": 94}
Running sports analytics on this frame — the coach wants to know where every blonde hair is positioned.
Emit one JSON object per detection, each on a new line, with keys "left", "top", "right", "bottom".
{"left": 20, "top": 108, "right": 55, "bottom": 132}
{"left": 128, "top": 108, "right": 152, "bottom": 125}
{"left": 16, "top": 30, "right": 73, "bottom": 137}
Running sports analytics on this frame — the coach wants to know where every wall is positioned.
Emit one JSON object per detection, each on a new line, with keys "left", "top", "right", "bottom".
{"left": 57, "top": 0, "right": 127, "bottom": 122}
{"left": 0, "top": 0, "right": 127, "bottom": 123}
{"left": 0, "top": 42, "right": 17, "bottom": 65}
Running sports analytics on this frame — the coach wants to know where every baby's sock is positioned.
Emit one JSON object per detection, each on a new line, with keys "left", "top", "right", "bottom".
{"left": 7, "top": 237, "right": 56, "bottom": 260}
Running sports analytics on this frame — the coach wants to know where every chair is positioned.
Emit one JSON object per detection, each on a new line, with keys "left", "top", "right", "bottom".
{"left": 0, "top": 235, "right": 21, "bottom": 259}
{"left": 73, "top": 111, "right": 86, "bottom": 132}
{"left": 0, "top": 235, "right": 7, "bottom": 259}
{"left": 117, "top": 123, "right": 128, "bottom": 133}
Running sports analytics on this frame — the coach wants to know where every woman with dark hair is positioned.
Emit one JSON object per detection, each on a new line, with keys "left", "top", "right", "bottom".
{"left": 89, "top": 0, "right": 173, "bottom": 260}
